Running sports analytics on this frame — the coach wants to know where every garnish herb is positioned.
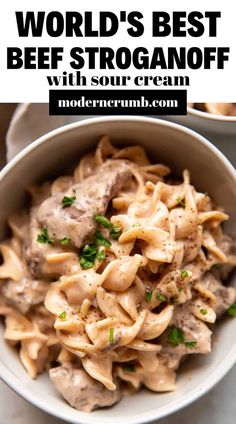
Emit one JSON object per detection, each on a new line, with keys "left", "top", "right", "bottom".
{"left": 145, "top": 290, "right": 152, "bottom": 303}
{"left": 95, "top": 231, "right": 111, "bottom": 248}
{"left": 156, "top": 292, "right": 166, "bottom": 302}
{"left": 94, "top": 214, "right": 112, "bottom": 228}
{"left": 94, "top": 214, "right": 121, "bottom": 240}
{"left": 37, "top": 227, "right": 54, "bottom": 244}
{"left": 228, "top": 303, "right": 236, "bottom": 317}
{"left": 79, "top": 244, "right": 97, "bottom": 269}
{"left": 109, "top": 328, "right": 115, "bottom": 344}
{"left": 82, "top": 244, "right": 97, "bottom": 260}
{"left": 200, "top": 308, "right": 208, "bottom": 315}
{"left": 110, "top": 226, "right": 122, "bottom": 240}
{"left": 167, "top": 327, "right": 197, "bottom": 349}
{"left": 59, "top": 311, "right": 66, "bottom": 319}
{"left": 62, "top": 195, "right": 76, "bottom": 208}
{"left": 60, "top": 236, "right": 71, "bottom": 245}
{"left": 167, "top": 327, "right": 184, "bottom": 346}
{"left": 97, "top": 250, "right": 105, "bottom": 262}
{"left": 212, "top": 263, "right": 222, "bottom": 270}
{"left": 176, "top": 196, "right": 186, "bottom": 209}
{"left": 123, "top": 364, "right": 136, "bottom": 372}
{"left": 180, "top": 269, "right": 189, "bottom": 279}
{"left": 204, "top": 192, "right": 209, "bottom": 197}
{"left": 184, "top": 341, "right": 197, "bottom": 349}
{"left": 80, "top": 256, "right": 94, "bottom": 270}
{"left": 79, "top": 237, "right": 108, "bottom": 269}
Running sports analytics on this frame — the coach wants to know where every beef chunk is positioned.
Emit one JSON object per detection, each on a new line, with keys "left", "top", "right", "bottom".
{"left": 49, "top": 364, "right": 121, "bottom": 412}
{"left": 2, "top": 277, "right": 48, "bottom": 314}
{"left": 37, "top": 160, "right": 131, "bottom": 248}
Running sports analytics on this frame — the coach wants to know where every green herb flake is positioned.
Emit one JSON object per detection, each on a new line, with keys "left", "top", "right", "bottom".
{"left": 176, "top": 196, "right": 186, "bottom": 209}
{"left": 94, "top": 214, "right": 121, "bottom": 240}
{"left": 60, "top": 236, "right": 71, "bottom": 245}
{"left": 94, "top": 214, "right": 112, "bottom": 229}
{"left": 59, "top": 311, "right": 66, "bottom": 319}
{"left": 212, "top": 263, "right": 222, "bottom": 270}
{"left": 185, "top": 341, "right": 197, "bottom": 349}
{"left": 180, "top": 269, "right": 189, "bottom": 279}
{"left": 167, "top": 327, "right": 185, "bottom": 346}
{"left": 156, "top": 292, "right": 166, "bottom": 302}
{"left": 123, "top": 364, "right": 136, "bottom": 372}
{"left": 79, "top": 244, "right": 98, "bottom": 270}
{"left": 110, "top": 226, "right": 122, "bottom": 240}
{"left": 200, "top": 308, "right": 208, "bottom": 315}
{"left": 204, "top": 192, "right": 209, "bottom": 197}
{"left": 79, "top": 256, "right": 94, "bottom": 270}
{"left": 97, "top": 250, "right": 105, "bottom": 262}
{"left": 228, "top": 303, "right": 236, "bottom": 317}
{"left": 145, "top": 290, "right": 152, "bottom": 303}
{"left": 109, "top": 327, "right": 115, "bottom": 344}
{"left": 167, "top": 327, "right": 197, "bottom": 349}
{"left": 62, "top": 195, "right": 76, "bottom": 208}
{"left": 37, "top": 227, "right": 54, "bottom": 244}
{"left": 95, "top": 231, "right": 111, "bottom": 248}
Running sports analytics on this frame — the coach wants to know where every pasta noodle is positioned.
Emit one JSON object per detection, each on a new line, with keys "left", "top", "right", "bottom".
{"left": 0, "top": 137, "right": 235, "bottom": 412}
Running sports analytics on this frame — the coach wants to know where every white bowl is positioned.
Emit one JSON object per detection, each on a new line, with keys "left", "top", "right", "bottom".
{"left": 160, "top": 106, "right": 236, "bottom": 139}
{"left": 0, "top": 116, "right": 236, "bottom": 424}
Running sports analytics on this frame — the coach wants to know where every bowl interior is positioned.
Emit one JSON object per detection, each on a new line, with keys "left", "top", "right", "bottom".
{"left": 0, "top": 117, "right": 235, "bottom": 424}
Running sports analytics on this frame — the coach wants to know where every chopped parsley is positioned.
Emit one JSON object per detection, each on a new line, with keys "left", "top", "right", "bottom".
{"left": 95, "top": 231, "right": 111, "bottom": 248}
{"left": 176, "top": 196, "right": 186, "bottom": 209}
{"left": 59, "top": 311, "right": 66, "bottom": 319}
{"left": 204, "top": 192, "right": 209, "bottom": 197}
{"left": 228, "top": 303, "right": 236, "bottom": 317}
{"left": 167, "top": 327, "right": 197, "bottom": 349}
{"left": 184, "top": 341, "right": 197, "bottom": 349}
{"left": 60, "top": 236, "right": 71, "bottom": 245}
{"left": 94, "top": 214, "right": 112, "bottom": 228}
{"left": 94, "top": 214, "right": 121, "bottom": 240}
{"left": 110, "top": 226, "right": 122, "bottom": 240}
{"left": 145, "top": 290, "right": 153, "bottom": 303}
{"left": 212, "top": 263, "right": 222, "bottom": 270}
{"left": 62, "top": 195, "right": 76, "bottom": 208}
{"left": 200, "top": 308, "right": 208, "bottom": 315}
{"left": 79, "top": 256, "right": 94, "bottom": 270}
{"left": 79, "top": 233, "right": 109, "bottom": 269}
{"left": 79, "top": 244, "right": 98, "bottom": 269}
{"left": 180, "top": 269, "right": 189, "bottom": 279}
{"left": 167, "top": 327, "right": 184, "bottom": 345}
{"left": 82, "top": 244, "right": 97, "bottom": 260}
{"left": 97, "top": 250, "right": 105, "bottom": 262}
{"left": 156, "top": 292, "right": 166, "bottom": 302}
{"left": 123, "top": 364, "right": 136, "bottom": 372}
{"left": 109, "top": 327, "right": 115, "bottom": 344}
{"left": 37, "top": 227, "right": 54, "bottom": 244}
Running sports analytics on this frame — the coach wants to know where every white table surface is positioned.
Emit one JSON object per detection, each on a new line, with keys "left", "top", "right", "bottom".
{"left": 0, "top": 114, "right": 235, "bottom": 424}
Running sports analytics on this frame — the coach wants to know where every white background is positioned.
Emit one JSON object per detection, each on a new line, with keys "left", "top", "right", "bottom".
{"left": 0, "top": 0, "right": 236, "bottom": 102}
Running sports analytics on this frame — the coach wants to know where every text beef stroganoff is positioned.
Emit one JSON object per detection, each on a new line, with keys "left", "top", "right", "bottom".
{"left": 0, "top": 137, "right": 235, "bottom": 412}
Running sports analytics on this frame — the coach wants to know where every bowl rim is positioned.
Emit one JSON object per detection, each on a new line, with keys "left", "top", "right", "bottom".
{"left": 0, "top": 115, "right": 236, "bottom": 424}
{"left": 187, "top": 105, "right": 236, "bottom": 123}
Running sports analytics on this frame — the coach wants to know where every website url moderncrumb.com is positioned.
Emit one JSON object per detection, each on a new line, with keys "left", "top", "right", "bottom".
{"left": 49, "top": 89, "right": 187, "bottom": 115}
{"left": 57, "top": 96, "right": 178, "bottom": 109}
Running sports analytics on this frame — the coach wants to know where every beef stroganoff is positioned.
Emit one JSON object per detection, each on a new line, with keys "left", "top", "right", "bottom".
{"left": 0, "top": 137, "right": 235, "bottom": 412}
